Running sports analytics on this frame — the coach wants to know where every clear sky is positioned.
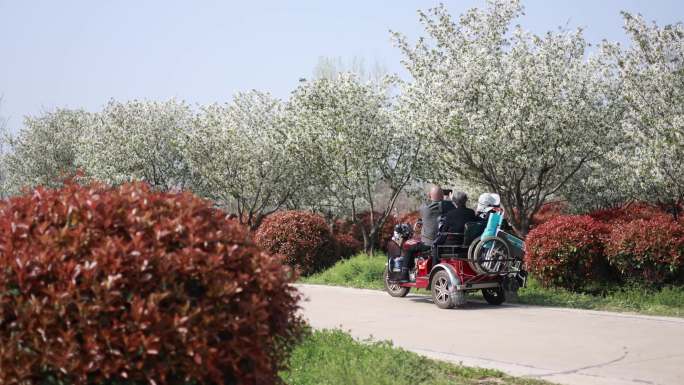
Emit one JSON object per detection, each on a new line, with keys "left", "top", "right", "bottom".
{"left": 1, "top": 0, "right": 682, "bottom": 131}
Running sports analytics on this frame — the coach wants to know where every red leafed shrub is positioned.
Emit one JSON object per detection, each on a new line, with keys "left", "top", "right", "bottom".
{"left": 332, "top": 211, "right": 397, "bottom": 252}
{"left": 589, "top": 201, "right": 669, "bottom": 224}
{"left": 397, "top": 211, "right": 421, "bottom": 229}
{"left": 374, "top": 213, "right": 397, "bottom": 252}
{"left": 525, "top": 215, "right": 609, "bottom": 290}
{"left": 531, "top": 201, "right": 567, "bottom": 227}
{"left": 335, "top": 233, "right": 363, "bottom": 259}
{"left": 0, "top": 181, "right": 304, "bottom": 385}
{"left": 333, "top": 218, "right": 355, "bottom": 238}
{"left": 255, "top": 210, "right": 336, "bottom": 276}
{"left": 605, "top": 217, "right": 684, "bottom": 285}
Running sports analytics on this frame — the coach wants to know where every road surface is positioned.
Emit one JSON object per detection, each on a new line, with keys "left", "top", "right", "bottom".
{"left": 297, "top": 284, "right": 684, "bottom": 385}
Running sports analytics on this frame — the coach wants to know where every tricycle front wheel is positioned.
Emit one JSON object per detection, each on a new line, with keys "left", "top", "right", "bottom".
{"left": 384, "top": 266, "right": 410, "bottom": 297}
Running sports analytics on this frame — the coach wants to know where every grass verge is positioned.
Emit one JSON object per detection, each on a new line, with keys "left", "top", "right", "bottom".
{"left": 302, "top": 253, "right": 387, "bottom": 289}
{"left": 281, "top": 329, "right": 550, "bottom": 385}
{"left": 302, "top": 253, "right": 684, "bottom": 317}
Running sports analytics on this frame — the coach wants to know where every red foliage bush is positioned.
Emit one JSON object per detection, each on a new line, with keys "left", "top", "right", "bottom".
{"left": 531, "top": 201, "right": 567, "bottom": 227}
{"left": 0, "top": 181, "right": 303, "bottom": 385}
{"left": 589, "top": 201, "right": 669, "bottom": 224}
{"left": 332, "top": 211, "right": 397, "bottom": 252}
{"left": 255, "top": 210, "right": 336, "bottom": 276}
{"left": 525, "top": 215, "right": 609, "bottom": 290}
{"left": 374, "top": 213, "right": 397, "bottom": 252}
{"left": 605, "top": 216, "right": 684, "bottom": 285}
{"left": 396, "top": 211, "right": 421, "bottom": 228}
{"left": 334, "top": 233, "right": 363, "bottom": 259}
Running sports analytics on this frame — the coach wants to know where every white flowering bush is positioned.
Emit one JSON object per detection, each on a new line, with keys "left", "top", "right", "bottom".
{"left": 76, "top": 99, "right": 194, "bottom": 191}
{"left": 186, "top": 90, "right": 298, "bottom": 229}
{"left": 286, "top": 74, "right": 424, "bottom": 251}
{"left": 2, "top": 0, "right": 681, "bottom": 232}
{"left": 563, "top": 13, "right": 684, "bottom": 216}
{"left": 393, "top": 0, "right": 623, "bottom": 235}
{"left": 618, "top": 13, "right": 684, "bottom": 215}
{"left": 4, "top": 109, "right": 93, "bottom": 194}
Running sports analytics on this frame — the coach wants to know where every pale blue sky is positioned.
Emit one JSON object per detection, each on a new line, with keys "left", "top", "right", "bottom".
{"left": 1, "top": 0, "right": 682, "bottom": 131}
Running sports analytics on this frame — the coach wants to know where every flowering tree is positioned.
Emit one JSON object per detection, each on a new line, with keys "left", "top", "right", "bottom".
{"left": 393, "top": 0, "right": 623, "bottom": 235}
{"left": 76, "top": 99, "right": 194, "bottom": 191}
{"left": 3, "top": 109, "right": 92, "bottom": 194}
{"left": 287, "top": 74, "right": 424, "bottom": 252}
{"left": 617, "top": 13, "right": 684, "bottom": 217}
{"left": 186, "top": 91, "right": 298, "bottom": 229}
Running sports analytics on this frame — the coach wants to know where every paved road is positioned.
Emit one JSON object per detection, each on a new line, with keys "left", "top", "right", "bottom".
{"left": 297, "top": 284, "right": 684, "bottom": 385}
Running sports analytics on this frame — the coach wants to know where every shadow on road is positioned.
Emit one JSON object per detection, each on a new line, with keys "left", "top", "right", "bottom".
{"left": 406, "top": 295, "right": 511, "bottom": 311}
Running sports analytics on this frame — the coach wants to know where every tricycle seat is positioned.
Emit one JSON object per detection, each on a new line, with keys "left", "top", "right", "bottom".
{"left": 435, "top": 221, "right": 486, "bottom": 259}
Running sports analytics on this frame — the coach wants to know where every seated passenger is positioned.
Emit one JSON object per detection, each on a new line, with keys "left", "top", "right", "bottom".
{"left": 419, "top": 186, "right": 455, "bottom": 247}
{"left": 429, "top": 191, "right": 477, "bottom": 266}
{"left": 445, "top": 191, "right": 478, "bottom": 235}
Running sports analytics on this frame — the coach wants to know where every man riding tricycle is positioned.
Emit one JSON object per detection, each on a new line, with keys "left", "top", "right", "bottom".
{"left": 384, "top": 189, "right": 527, "bottom": 309}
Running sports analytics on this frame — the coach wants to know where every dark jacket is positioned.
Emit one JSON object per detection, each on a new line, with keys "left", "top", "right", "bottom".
{"left": 420, "top": 200, "right": 455, "bottom": 245}
{"left": 444, "top": 206, "right": 478, "bottom": 234}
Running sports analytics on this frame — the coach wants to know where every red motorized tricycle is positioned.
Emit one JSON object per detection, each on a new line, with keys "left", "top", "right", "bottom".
{"left": 384, "top": 209, "right": 527, "bottom": 309}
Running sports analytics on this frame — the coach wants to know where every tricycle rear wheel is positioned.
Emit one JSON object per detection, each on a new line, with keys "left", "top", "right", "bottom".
{"left": 384, "top": 266, "right": 410, "bottom": 297}
{"left": 482, "top": 287, "right": 506, "bottom": 305}
{"left": 431, "top": 270, "right": 456, "bottom": 309}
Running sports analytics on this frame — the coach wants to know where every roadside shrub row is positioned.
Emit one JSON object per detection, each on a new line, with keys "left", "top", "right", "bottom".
{"left": 256, "top": 210, "right": 405, "bottom": 276}
{"left": 525, "top": 215, "right": 608, "bottom": 291}
{"left": 526, "top": 204, "right": 684, "bottom": 290}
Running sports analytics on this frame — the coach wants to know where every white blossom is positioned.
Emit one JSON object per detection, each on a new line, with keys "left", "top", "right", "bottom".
{"left": 185, "top": 90, "right": 297, "bottom": 228}
{"left": 76, "top": 99, "right": 193, "bottom": 190}
{"left": 4, "top": 109, "right": 93, "bottom": 194}
{"left": 618, "top": 12, "right": 684, "bottom": 214}
{"left": 286, "top": 74, "right": 424, "bottom": 251}
{"left": 393, "top": 0, "right": 622, "bottom": 234}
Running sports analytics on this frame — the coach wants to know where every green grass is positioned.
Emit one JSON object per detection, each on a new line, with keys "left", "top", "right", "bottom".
{"left": 302, "top": 253, "right": 387, "bottom": 290}
{"left": 302, "top": 253, "right": 684, "bottom": 317}
{"left": 500, "top": 279, "right": 684, "bottom": 317}
{"left": 281, "top": 329, "right": 550, "bottom": 385}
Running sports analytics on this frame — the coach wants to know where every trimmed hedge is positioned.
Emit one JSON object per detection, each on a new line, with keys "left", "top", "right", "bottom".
{"left": 525, "top": 215, "right": 609, "bottom": 290}
{"left": 0, "top": 181, "right": 303, "bottom": 384}
{"left": 605, "top": 216, "right": 684, "bottom": 286}
{"left": 335, "top": 233, "right": 363, "bottom": 259}
{"left": 256, "top": 210, "right": 336, "bottom": 276}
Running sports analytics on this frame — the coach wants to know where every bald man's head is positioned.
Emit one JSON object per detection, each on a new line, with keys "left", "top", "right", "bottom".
{"left": 429, "top": 185, "right": 444, "bottom": 201}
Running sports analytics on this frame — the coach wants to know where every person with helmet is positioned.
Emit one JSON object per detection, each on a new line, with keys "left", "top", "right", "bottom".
{"left": 476, "top": 192, "right": 513, "bottom": 234}
{"left": 388, "top": 223, "right": 430, "bottom": 282}
{"left": 476, "top": 193, "right": 501, "bottom": 220}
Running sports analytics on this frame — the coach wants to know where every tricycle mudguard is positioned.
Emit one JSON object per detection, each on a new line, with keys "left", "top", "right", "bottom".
{"left": 428, "top": 263, "right": 467, "bottom": 306}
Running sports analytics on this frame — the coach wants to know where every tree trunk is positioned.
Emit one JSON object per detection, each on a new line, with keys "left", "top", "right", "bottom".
{"left": 367, "top": 227, "right": 379, "bottom": 256}
{"left": 516, "top": 216, "right": 531, "bottom": 238}
{"left": 361, "top": 229, "right": 371, "bottom": 255}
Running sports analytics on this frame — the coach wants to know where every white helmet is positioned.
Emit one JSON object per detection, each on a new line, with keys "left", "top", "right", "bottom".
{"left": 476, "top": 193, "right": 500, "bottom": 214}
